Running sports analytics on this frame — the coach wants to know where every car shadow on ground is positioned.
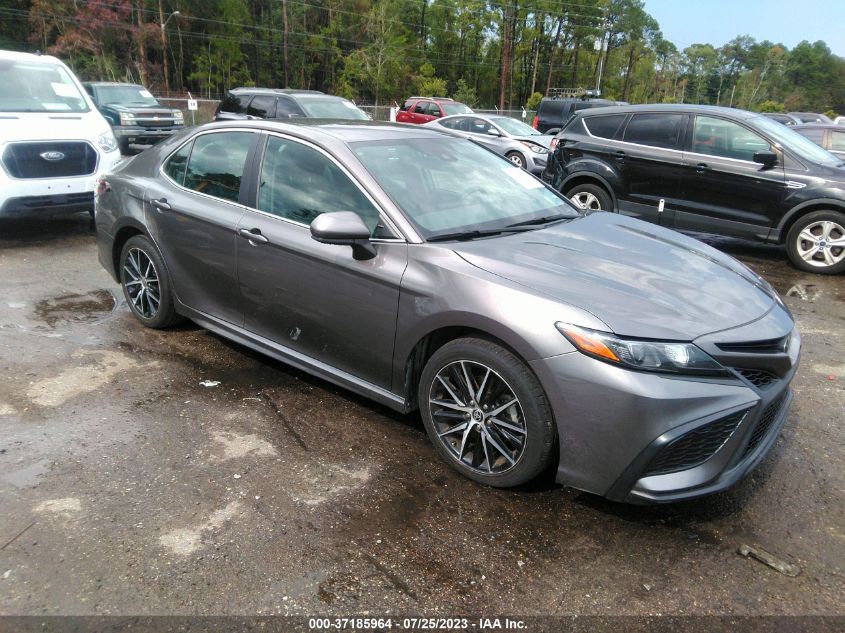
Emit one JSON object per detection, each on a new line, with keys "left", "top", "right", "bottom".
{"left": 0, "top": 214, "right": 94, "bottom": 246}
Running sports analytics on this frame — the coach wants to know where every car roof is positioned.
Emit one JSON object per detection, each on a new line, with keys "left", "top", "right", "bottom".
{"left": 200, "top": 119, "right": 450, "bottom": 144}
{"left": 573, "top": 103, "right": 761, "bottom": 120}
{"left": 792, "top": 123, "right": 840, "bottom": 130}
{"left": 83, "top": 81, "right": 145, "bottom": 87}
{"left": 0, "top": 49, "right": 63, "bottom": 65}
{"left": 230, "top": 87, "right": 324, "bottom": 96}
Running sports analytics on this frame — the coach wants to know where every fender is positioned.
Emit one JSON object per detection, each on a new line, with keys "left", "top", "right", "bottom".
{"left": 560, "top": 167, "right": 619, "bottom": 211}
{"left": 773, "top": 197, "right": 845, "bottom": 241}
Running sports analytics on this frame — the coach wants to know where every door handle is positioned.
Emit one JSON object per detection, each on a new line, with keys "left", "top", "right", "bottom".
{"left": 613, "top": 150, "right": 626, "bottom": 162}
{"left": 151, "top": 198, "right": 171, "bottom": 211}
{"left": 695, "top": 162, "right": 708, "bottom": 173}
{"left": 238, "top": 228, "right": 269, "bottom": 245}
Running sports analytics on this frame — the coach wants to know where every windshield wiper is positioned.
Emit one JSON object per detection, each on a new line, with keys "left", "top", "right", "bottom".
{"left": 426, "top": 226, "right": 535, "bottom": 242}
{"left": 505, "top": 214, "right": 570, "bottom": 229}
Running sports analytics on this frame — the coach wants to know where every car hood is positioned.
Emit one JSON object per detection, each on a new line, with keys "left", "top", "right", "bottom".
{"left": 102, "top": 103, "right": 177, "bottom": 117}
{"left": 452, "top": 212, "right": 778, "bottom": 340}
{"left": 0, "top": 111, "right": 112, "bottom": 141}
{"left": 512, "top": 134, "right": 553, "bottom": 149}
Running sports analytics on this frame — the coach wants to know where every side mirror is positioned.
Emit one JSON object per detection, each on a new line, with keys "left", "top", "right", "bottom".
{"left": 753, "top": 150, "right": 778, "bottom": 168}
{"left": 310, "top": 211, "right": 376, "bottom": 259}
{"left": 486, "top": 128, "right": 502, "bottom": 137}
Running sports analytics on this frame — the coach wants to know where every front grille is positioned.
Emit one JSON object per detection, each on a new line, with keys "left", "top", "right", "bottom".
{"left": 716, "top": 336, "right": 789, "bottom": 354}
{"left": 645, "top": 410, "right": 748, "bottom": 477}
{"left": 742, "top": 392, "right": 788, "bottom": 458}
{"left": 736, "top": 368, "right": 778, "bottom": 389}
{"left": 136, "top": 119, "right": 173, "bottom": 128}
{"left": 2, "top": 142, "right": 97, "bottom": 179}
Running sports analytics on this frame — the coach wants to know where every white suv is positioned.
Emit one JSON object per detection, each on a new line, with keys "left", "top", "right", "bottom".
{"left": 0, "top": 50, "right": 122, "bottom": 218}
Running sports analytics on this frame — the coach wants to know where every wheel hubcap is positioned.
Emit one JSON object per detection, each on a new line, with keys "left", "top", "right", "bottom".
{"left": 796, "top": 220, "right": 845, "bottom": 268}
{"left": 570, "top": 191, "right": 601, "bottom": 211}
{"left": 429, "top": 360, "right": 527, "bottom": 475}
{"left": 508, "top": 154, "right": 524, "bottom": 167}
{"left": 123, "top": 248, "right": 161, "bottom": 319}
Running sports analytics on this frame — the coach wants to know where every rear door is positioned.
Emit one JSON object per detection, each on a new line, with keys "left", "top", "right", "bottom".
{"left": 675, "top": 114, "right": 785, "bottom": 237}
{"left": 614, "top": 112, "right": 687, "bottom": 224}
{"left": 144, "top": 129, "right": 259, "bottom": 325}
{"left": 236, "top": 133, "right": 408, "bottom": 389}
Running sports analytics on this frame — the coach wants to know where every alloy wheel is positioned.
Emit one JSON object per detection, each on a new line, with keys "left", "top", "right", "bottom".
{"left": 507, "top": 153, "right": 526, "bottom": 168}
{"left": 122, "top": 247, "right": 161, "bottom": 319}
{"left": 795, "top": 220, "right": 845, "bottom": 268}
{"left": 428, "top": 360, "right": 527, "bottom": 475}
{"left": 570, "top": 191, "right": 602, "bottom": 211}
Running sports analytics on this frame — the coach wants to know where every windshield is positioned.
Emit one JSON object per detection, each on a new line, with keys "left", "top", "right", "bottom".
{"left": 0, "top": 59, "right": 89, "bottom": 113}
{"left": 298, "top": 98, "right": 369, "bottom": 120}
{"left": 441, "top": 102, "right": 473, "bottom": 116}
{"left": 96, "top": 85, "right": 159, "bottom": 107}
{"left": 352, "top": 137, "right": 577, "bottom": 239}
{"left": 753, "top": 115, "right": 842, "bottom": 167}
{"left": 493, "top": 116, "right": 541, "bottom": 137}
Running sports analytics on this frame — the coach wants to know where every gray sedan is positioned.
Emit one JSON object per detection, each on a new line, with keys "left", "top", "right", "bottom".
{"left": 424, "top": 114, "right": 553, "bottom": 174}
{"left": 95, "top": 120, "right": 799, "bottom": 503}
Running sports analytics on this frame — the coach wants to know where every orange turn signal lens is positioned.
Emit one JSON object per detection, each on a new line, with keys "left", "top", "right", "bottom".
{"left": 557, "top": 325, "right": 620, "bottom": 363}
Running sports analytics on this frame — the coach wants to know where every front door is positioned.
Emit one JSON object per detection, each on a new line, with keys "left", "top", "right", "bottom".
{"left": 236, "top": 134, "right": 408, "bottom": 389}
{"left": 675, "top": 114, "right": 785, "bottom": 237}
{"left": 145, "top": 129, "right": 258, "bottom": 325}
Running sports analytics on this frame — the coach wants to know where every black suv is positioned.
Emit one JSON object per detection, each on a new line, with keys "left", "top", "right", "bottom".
{"left": 83, "top": 82, "right": 184, "bottom": 154}
{"left": 214, "top": 88, "right": 369, "bottom": 121}
{"left": 543, "top": 104, "right": 845, "bottom": 274}
{"left": 533, "top": 97, "right": 620, "bottom": 134}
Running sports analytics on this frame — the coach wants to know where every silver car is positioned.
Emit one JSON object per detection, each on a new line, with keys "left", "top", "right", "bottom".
{"left": 425, "top": 114, "right": 553, "bottom": 174}
{"left": 95, "top": 120, "right": 800, "bottom": 503}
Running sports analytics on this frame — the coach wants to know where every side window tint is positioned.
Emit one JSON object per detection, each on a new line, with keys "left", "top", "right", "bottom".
{"left": 184, "top": 132, "right": 254, "bottom": 203}
{"left": 623, "top": 113, "right": 684, "bottom": 149}
{"left": 163, "top": 140, "right": 193, "bottom": 186}
{"left": 692, "top": 116, "right": 770, "bottom": 161}
{"left": 247, "top": 95, "right": 275, "bottom": 118}
{"left": 257, "top": 136, "right": 386, "bottom": 236}
{"left": 275, "top": 97, "right": 303, "bottom": 118}
{"left": 236, "top": 95, "right": 252, "bottom": 113}
{"left": 583, "top": 114, "right": 626, "bottom": 139}
{"left": 467, "top": 118, "right": 491, "bottom": 135}
{"left": 413, "top": 102, "right": 428, "bottom": 114}
{"left": 830, "top": 131, "right": 845, "bottom": 151}
{"left": 439, "top": 118, "right": 458, "bottom": 130}
{"left": 796, "top": 128, "right": 824, "bottom": 144}
{"left": 219, "top": 93, "right": 240, "bottom": 113}
{"left": 427, "top": 103, "right": 442, "bottom": 117}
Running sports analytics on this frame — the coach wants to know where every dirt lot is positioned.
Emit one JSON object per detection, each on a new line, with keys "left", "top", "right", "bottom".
{"left": 0, "top": 215, "right": 843, "bottom": 621}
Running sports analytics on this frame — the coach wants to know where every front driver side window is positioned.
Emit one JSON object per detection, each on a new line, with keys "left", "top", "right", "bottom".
{"left": 257, "top": 136, "right": 387, "bottom": 236}
{"left": 183, "top": 131, "right": 254, "bottom": 203}
{"left": 692, "top": 116, "right": 771, "bottom": 162}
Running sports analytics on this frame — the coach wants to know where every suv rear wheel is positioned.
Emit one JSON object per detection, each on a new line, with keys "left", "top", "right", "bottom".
{"left": 786, "top": 210, "right": 845, "bottom": 274}
{"left": 565, "top": 183, "right": 612, "bottom": 213}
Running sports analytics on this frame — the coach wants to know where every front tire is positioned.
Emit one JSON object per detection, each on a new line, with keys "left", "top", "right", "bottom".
{"left": 786, "top": 210, "right": 845, "bottom": 274}
{"left": 505, "top": 151, "right": 526, "bottom": 169}
{"left": 565, "top": 183, "right": 612, "bottom": 213}
{"left": 418, "top": 338, "right": 556, "bottom": 488}
{"left": 119, "top": 235, "right": 181, "bottom": 328}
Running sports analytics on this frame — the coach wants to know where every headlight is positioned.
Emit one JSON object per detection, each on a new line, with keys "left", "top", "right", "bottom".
{"left": 173, "top": 110, "right": 184, "bottom": 120}
{"left": 119, "top": 112, "right": 135, "bottom": 125}
{"left": 556, "top": 323, "right": 728, "bottom": 376}
{"left": 520, "top": 141, "right": 549, "bottom": 154}
{"left": 97, "top": 131, "right": 118, "bottom": 153}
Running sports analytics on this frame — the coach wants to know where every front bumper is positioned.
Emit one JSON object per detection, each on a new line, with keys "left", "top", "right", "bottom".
{"left": 530, "top": 321, "right": 800, "bottom": 504}
{"left": 525, "top": 153, "right": 548, "bottom": 175}
{"left": 0, "top": 149, "right": 122, "bottom": 218}
{"left": 113, "top": 125, "right": 181, "bottom": 146}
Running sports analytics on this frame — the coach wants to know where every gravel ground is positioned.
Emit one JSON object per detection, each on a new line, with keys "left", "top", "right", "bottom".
{"left": 0, "top": 215, "right": 843, "bottom": 621}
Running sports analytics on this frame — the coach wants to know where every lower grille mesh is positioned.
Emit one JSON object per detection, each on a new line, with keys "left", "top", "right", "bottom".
{"left": 736, "top": 368, "right": 778, "bottom": 389}
{"left": 645, "top": 410, "right": 747, "bottom": 477}
{"left": 742, "top": 392, "right": 788, "bottom": 458}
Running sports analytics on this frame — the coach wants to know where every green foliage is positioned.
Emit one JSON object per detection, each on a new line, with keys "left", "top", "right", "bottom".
{"left": 416, "top": 63, "right": 447, "bottom": 97}
{"left": 756, "top": 100, "right": 784, "bottom": 113}
{"left": 452, "top": 79, "right": 479, "bottom": 107}
{"left": 525, "top": 91, "right": 543, "bottom": 111}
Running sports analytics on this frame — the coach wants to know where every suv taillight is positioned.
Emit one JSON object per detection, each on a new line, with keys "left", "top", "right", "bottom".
{"left": 532, "top": 115, "right": 539, "bottom": 129}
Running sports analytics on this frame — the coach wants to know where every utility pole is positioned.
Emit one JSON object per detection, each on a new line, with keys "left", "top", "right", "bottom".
{"left": 594, "top": 35, "right": 607, "bottom": 95}
{"left": 159, "top": 7, "right": 181, "bottom": 95}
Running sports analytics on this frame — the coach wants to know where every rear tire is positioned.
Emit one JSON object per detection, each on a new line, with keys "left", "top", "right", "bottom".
{"left": 119, "top": 235, "right": 182, "bottom": 328}
{"left": 418, "top": 338, "right": 556, "bottom": 488}
{"left": 786, "top": 210, "right": 845, "bottom": 274}
{"left": 565, "top": 183, "right": 612, "bottom": 213}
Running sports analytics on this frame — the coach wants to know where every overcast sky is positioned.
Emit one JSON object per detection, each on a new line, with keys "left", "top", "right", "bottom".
{"left": 643, "top": 0, "right": 845, "bottom": 57}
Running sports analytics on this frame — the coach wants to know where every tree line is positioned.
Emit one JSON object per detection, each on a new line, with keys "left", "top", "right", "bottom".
{"left": 1, "top": 0, "right": 843, "bottom": 116}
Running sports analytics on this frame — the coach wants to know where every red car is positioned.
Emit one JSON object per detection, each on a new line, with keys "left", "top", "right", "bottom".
{"left": 396, "top": 96, "right": 473, "bottom": 124}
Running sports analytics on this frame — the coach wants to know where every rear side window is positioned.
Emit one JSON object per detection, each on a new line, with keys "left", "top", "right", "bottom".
{"left": 400, "top": 99, "right": 415, "bottom": 112}
{"left": 247, "top": 95, "right": 275, "bottom": 118}
{"left": 219, "top": 92, "right": 248, "bottom": 113}
{"left": 184, "top": 131, "right": 254, "bottom": 203}
{"left": 795, "top": 128, "right": 824, "bottom": 144}
{"left": 275, "top": 97, "right": 304, "bottom": 118}
{"left": 583, "top": 114, "right": 626, "bottom": 139}
{"left": 623, "top": 113, "right": 684, "bottom": 149}
{"left": 163, "top": 140, "right": 192, "bottom": 186}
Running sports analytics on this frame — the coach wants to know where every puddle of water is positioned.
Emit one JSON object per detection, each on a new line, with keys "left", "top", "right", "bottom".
{"left": 34, "top": 290, "right": 116, "bottom": 327}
